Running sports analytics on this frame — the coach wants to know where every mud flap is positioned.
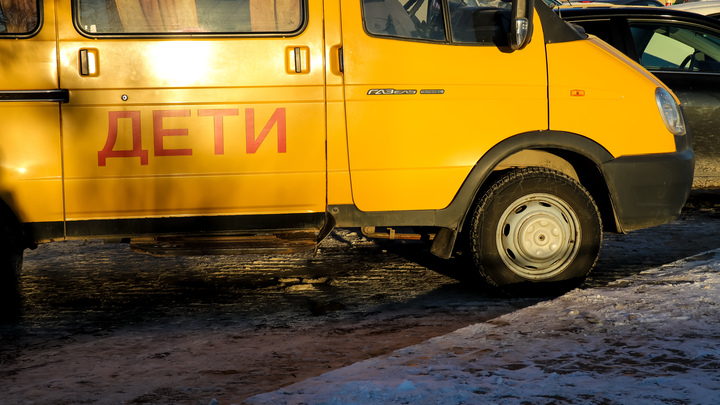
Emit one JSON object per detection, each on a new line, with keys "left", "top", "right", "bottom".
{"left": 430, "top": 227, "right": 457, "bottom": 259}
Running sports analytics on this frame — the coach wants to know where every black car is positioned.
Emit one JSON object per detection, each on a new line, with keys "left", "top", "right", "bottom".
{"left": 558, "top": 6, "right": 720, "bottom": 188}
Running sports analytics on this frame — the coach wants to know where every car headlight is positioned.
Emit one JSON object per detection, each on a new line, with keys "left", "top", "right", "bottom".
{"left": 655, "top": 87, "right": 686, "bottom": 136}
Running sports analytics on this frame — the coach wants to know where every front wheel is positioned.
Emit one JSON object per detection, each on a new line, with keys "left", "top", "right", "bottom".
{"left": 469, "top": 168, "right": 602, "bottom": 291}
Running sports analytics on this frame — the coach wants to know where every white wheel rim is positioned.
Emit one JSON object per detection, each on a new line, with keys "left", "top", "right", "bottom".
{"left": 496, "top": 193, "right": 581, "bottom": 280}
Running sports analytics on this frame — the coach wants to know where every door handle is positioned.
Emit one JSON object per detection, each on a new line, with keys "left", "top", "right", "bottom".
{"left": 79, "top": 49, "right": 99, "bottom": 76}
{"left": 286, "top": 46, "right": 309, "bottom": 74}
{"left": 330, "top": 44, "right": 343, "bottom": 75}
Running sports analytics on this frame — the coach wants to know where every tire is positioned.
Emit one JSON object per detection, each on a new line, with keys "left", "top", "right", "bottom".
{"left": 469, "top": 167, "right": 602, "bottom": 291}
{"left": 0, "top": 221, "right": 24, "bottom": 307}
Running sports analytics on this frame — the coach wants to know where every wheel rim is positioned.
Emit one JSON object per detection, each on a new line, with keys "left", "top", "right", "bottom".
{"left": 495, "top": 193, "right": 581, "bottom": 280}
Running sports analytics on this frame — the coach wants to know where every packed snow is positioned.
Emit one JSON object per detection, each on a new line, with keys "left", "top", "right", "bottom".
{"left": 246, "top": 249, "right": 720, "bottom": 405}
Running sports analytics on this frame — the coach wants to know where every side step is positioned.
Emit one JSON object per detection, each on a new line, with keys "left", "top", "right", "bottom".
{"left": 361, "top": 226, "right": 436, "bottom": 241}
{"left": 130, "top": 231, "right": 318, "bottom": 256}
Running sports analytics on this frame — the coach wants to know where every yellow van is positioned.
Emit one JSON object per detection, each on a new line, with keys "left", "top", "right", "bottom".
{"left": 0, "top": 0, "right": 693, "bottom": 292}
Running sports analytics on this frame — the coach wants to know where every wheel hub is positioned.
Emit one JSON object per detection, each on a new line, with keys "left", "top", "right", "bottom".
{"left": 518, "top": 215, "right": 565, "bottom": 262}
{"left": 496, "top": 194, "right": 580, "bottom": 280}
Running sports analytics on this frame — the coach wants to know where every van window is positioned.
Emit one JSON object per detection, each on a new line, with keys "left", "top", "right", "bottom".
{"left": 363, "top": 0, "right": 445, "bottom": 40}
{"left": 0, "top": 0, "right": 39, "bottom": 34}
{"left": 75, "top": 0, "right": 303, "bottom": 35}
{"left": 449, "top": 0, "right": 511, "bottom": 44}
{"left": 362, "top": 0, "right": 511, "bottom": 44}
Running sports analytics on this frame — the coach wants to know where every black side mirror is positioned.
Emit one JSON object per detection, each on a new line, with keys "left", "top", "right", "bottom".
{"left": 509, "top": 0, "right": 534, "bottom": 50}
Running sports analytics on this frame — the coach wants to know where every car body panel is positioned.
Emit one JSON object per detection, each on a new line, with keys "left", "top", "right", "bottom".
{"left": 546, "top": 36, "right": 677, "bottom": 156}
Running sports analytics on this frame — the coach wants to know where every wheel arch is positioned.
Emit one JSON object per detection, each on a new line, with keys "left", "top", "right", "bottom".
{"left": 493, "top": 148, "right": 619, "bottom": 234}
{"left": 431, "top": 130, "right": 620, "bottom": 258}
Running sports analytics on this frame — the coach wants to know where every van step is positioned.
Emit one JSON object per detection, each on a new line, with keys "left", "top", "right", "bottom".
{"left": 130, "top": 232, "right": 318, "bottom": 256}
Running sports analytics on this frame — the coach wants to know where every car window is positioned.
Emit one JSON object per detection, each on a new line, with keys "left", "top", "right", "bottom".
{"left": 76, "top": 0, "right": 303, "bottom": 35}
{"left": 0, "top": 0, "right": 40, "bottom": 34}
{"left": 630, "top": 21, "right": 720, "bottom": 73}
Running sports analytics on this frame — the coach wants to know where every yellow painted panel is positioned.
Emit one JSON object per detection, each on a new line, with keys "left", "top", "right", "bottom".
{"left": 351, "top": 167, "right": 474, "bottom": 211}
{"left": 324, "top": 0, "right": 351, "bottom": 206}
{"left": 0, "top": 105, "right": 63, "bottom": 222}
{"left": 64, "top": 173, "right": 326, "bottom": 219}
{"left": 57, "top": 38, "right": 325, "bottom": 90}
{"left": 0, "top": 0, "right": 57, "bottom": 89}
{"left": 327, "top": 95, "right": 353, "bottom": 206}
{"left": 547, "top": 37, "right": 677, "bottom": 156}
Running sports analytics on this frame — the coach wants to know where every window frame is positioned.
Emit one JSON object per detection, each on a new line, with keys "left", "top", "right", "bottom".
{"left": 71, "top": 0, "right": 308, "bottom": 39}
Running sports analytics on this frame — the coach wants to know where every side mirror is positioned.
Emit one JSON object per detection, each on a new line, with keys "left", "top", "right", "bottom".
{"left": 509, "top": 0, "right": 534, "bottom": 50}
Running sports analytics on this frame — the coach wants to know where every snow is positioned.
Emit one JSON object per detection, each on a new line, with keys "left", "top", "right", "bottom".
{"left": 245, "top": 249, "right": 720, "bottom": 404}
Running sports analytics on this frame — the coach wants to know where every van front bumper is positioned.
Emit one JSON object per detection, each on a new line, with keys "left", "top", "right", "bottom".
{"left": 601, "top": 148, "right": 694, "bottom": 232}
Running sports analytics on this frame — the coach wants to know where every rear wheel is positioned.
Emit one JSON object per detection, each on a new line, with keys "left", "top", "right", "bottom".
{"left": 469, "top": 167, "right": 601, "bottom": 292}
{"left": 0, "top": 221, "right": 24, "bottom": 316}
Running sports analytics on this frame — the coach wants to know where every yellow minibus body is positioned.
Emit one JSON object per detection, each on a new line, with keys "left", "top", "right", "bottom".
{"left": 0, "top": 0, "right": 694, "bottom": 291}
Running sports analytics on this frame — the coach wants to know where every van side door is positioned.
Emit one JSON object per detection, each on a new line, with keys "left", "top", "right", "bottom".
{"left": 56, "top": 0, "right": 327, "bottom": 237}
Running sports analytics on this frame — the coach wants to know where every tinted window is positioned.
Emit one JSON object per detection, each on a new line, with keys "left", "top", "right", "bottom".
{"left": 630, "top": 21, "right": 720, "bottom": 72}
{"left": 76, "top": 0, "right": 303, "bottom": 35}
{"left": 449, "top": 0, "right": 511, "bottom": 44}
{"left": 0, "top": 0, "right": 39, "bottom": 34}
{"left": 363, "top": 0, "right": 445, "bottom": 40}
{"left": 362, "top": 0, "right": 512, "bottom": 44}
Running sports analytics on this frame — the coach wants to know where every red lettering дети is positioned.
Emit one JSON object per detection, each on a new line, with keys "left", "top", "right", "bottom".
{"left": 198, "top": 109, "right": 239, "bottom": 155}
{"left": 98, "top": 111, "right": 149, "bottom": 166}
{"left": 153, "top": 110, "right": 193, "bottom": 157}
{"left": 245, "top": 108, "right": 287, "bottom": 154}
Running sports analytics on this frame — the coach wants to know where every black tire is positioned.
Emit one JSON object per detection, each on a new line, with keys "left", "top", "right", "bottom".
{"left": 469, "top": 167, "right": 602, "bottom": 291}
{"left": 0, "top": 222, "right": 24, "bottom": 317}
